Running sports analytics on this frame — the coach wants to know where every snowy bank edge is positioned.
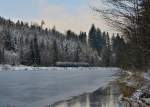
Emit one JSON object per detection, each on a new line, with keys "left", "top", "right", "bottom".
{"left": 0, "top": 65, "right": 120, "bottom": 72}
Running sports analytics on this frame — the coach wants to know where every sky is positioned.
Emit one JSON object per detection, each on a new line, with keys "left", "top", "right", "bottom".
{"left": 0, "top": 0, "right": 114, "bottom": 34}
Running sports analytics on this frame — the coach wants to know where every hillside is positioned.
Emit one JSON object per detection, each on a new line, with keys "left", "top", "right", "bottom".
{"left": 0, "top": 17, "right": 100, "bottom": 66}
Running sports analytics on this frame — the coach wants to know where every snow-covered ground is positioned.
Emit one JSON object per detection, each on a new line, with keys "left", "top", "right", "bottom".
{"left": 0, "top": 65, "right": 120, "bottom": 72}
{"left": 144, "top": 70, "right": 150, "bottom": 80}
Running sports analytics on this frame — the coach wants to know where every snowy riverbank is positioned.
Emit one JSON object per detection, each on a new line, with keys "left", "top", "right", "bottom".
{"left": 118, "top": 70, "right": 150, "bottom": 107}
{"left": 0, "top": 65, "right": 120, "bottom": 72}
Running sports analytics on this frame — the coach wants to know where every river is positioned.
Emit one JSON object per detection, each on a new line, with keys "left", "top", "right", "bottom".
{"left": 0, "top": 67, "right": 120, "bottom": 107}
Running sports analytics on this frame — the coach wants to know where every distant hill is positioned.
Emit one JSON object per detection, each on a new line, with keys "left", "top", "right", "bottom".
{"left": 0, "top": 16, "right": 100, "bottom": 66}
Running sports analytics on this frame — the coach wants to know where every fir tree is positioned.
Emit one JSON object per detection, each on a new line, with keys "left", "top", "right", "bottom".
{"left": 74, "top": 44, "right": 81, "bottom": 62}
{"left": 29, "top": 35, "right": 41, "bottom": 66}
{"left": 79, "top": 32, "right": 87, "bottom": 44}
{"left": 88, "top": 24, "right": 104, "bottom": 55}
{"left": 52, "top": 26, "right": 56, "bottom": 34}
{"left": 66, "top": 30, "right": 78, "bottom": 40}
{"left": 102, "top": 32, "right": 111, "bottom": 66}
{"left": 0, "top": 48, "right": 4, "bottom": 64}
{"left": 33, "top": 34, "right": 41, "bottom": 66}
{"left": 96, "top": 28, "right": 103, "bottom": 54}
{"left": 88, "top": 24, "right": 97, "bottom": 49}
{"left": 52, "top": 40, "right": 58, "bottom": 66}
{"left": 4, "top": 31, "right": 13, "bottom": 51}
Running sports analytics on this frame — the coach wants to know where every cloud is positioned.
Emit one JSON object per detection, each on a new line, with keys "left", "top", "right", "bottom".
{"left": 32, "top": 0, "right": 114, "bottom": 34}
{"left": 0, "top": 0, "right": 115, "bottom": 34}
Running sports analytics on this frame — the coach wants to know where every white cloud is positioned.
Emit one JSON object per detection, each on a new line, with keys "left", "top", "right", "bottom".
{"left": 32, "top": 0, "right": 115, "bottom": 34}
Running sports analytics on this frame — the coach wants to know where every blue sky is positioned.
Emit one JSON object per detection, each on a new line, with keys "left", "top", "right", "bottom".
{"left": 0, "top": 0, "right": 39, "bottom": 19}
{"left": 0, "top": 0, "right": 112, "bottom": 33}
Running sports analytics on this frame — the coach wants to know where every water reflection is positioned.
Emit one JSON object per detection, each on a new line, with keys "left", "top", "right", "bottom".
{"left": 49, "top": 83, "right": 128, "bottom": 107}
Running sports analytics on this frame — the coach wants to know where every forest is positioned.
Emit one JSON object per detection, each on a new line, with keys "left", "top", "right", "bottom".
{"left": 93, "top": 0, "right": 150, "bottom": 71}
{"left": 0, "top": 16, "right": 126, "bottom": 67}
{"left": 0, "top": 0, "right": 149, "bottom": 70}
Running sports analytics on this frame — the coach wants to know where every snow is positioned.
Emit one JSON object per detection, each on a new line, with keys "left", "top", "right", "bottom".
{"left": 130, "top": 90, "right": 143, "bottom": 101}
{"left": 56, "top": 62, "right": 90, "bottom": 67}
{"left": 144, "top": 70, "right": 150, "bottom": 80}
{"left": 0, "top": 65, "right": 120, "bottom": 72}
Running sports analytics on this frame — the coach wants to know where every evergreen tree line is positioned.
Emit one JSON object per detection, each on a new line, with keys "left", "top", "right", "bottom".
{"left": 88, "top": 24, "right": 127, "bottom": 67}
{"left": 94, "top": 0, "right": 150, "bottom": 71}
{"left": 0, "top": 16, "right": 126, "bottom": 67}
{"left": 0, "top": 17, "right": 96, "bottom": 66}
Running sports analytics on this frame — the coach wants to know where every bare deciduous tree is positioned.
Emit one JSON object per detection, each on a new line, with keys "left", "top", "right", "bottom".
{"left": 93, "top": 0, "right": 150, "bottom": 70}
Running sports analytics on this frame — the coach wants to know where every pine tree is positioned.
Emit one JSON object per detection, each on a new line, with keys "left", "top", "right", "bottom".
{"left": 29, "top": 35, "right": 41, "bottom": 66}
{"left": 52, "top": 40, "right": 58, "bottom": 66}
{"left": 66, "top": 30, "right": 78, "bottom": 40}
{"left": 88, "top": 24, "right": 97, "bottom": 48}
{"left": 74, "top": 44, "right": 81, "bottom": 62}
{"left": 30, "top": 40, "right": 34, "bottom": 65}
{"left": 4, "top": 31, "right": 13, "bottom": 51}
{"left": 52, "top": 26, "right": 56, "bottom": 34}
{"left": 33, "top": 34, "right": 41, "bottom": 66}
{"left": 111, "top": 34, "right": 129, "bottom": 68}
{"left": 88, "top": 24, "right": 103, "bottom": 55}
{"left": 101, "top": 32, "right": 111, "bottom": 66}
{"left": 96, "top": 28, "right": 103, "bottom": 53}
{"left": 19, "top": 36, "right": 26, "bottom": 65}
{"left": 0, "top": 48, "right": 4, "bottom": 64}
{"left": 79, "top": 32, "right": 87, "bottom": 44}
{"left": 102, "top": 32, "right": 106, "bottom": 47}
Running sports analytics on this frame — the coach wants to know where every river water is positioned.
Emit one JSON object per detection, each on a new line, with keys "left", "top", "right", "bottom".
{"left": 0, "top": 67, "right": 120, "bottom": 107}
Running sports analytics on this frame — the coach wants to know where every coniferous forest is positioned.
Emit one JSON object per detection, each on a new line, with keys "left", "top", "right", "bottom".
{"left": 94, "top": 0, "right": 150, "bottom": 71}
{"left": 0, "top": 0, "right": 150, "bottom": 107}
{"left": 0, "top": 17, "right": 126, "bottom": 67}
{"left": 0, "top": 0, "right": 150, "bottom": 70}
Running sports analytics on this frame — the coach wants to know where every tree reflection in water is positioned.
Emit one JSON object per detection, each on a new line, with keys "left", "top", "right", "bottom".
{"left": 48, "top": 83, "right": 129, "bottom": 107}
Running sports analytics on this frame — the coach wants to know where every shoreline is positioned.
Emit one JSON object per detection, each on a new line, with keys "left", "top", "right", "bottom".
{"left": 115, "top": 71, "right": 150, "bottom": 107}
{"left": 49, "top": 70, "right": 150, "bottom": 107}
{"left": 0, "top": 65, "right": 120, "bottom": 72}
{"left": 49, "top": 80, "right": 121, "bottom": 107}
{"left": 48, "top": 73, "right": 121, "bottom": 107}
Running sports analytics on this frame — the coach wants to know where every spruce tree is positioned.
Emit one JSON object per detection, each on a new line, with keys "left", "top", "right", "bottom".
{"left": 79, "top": 32, "right": 87, "bottom": 44}
{"left": 33, "top": 34, "right": 41, "bottom": 66}
{"left": 29, "top": 35, "right": 41, "bottom": 66}
{"left": 52, "top": 40, "right": 58, "bottom": 66}
{"left": 0, "top": 48, "right": 4, "bottom": 64}
{"left": 89, "top": 24, "right": 103, "bottom": 56}
{"left": 88, "top": 24, "right": 97, "bottom": 48}
{"left": 74, "top": 44, "right": 81, "bottom": 62}
{"left": 102, "top": 32, "right": 111, "bottom": 66}
{"left": 96, "top": 28, "right": 103, "bottom": 53}
{"left": 111, "top": 34, "right": 129, "bottom": 68}
{"left": 30, "top": 40, "right": 34, "bottom": 65}
{"left": 4, "top": 31, "right": 13, "bottom": 50}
